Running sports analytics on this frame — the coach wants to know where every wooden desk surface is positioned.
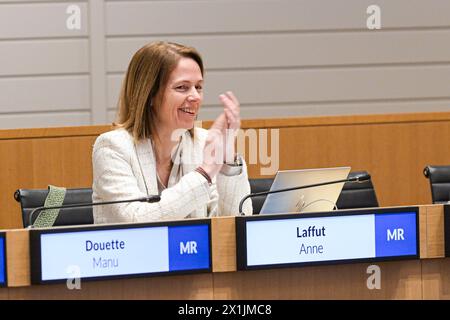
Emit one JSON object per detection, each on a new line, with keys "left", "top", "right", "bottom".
{"left": 0, "top": 204, "right": 448, "bottom": 299}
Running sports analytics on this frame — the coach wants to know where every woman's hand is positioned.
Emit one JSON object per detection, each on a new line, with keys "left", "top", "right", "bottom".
{"left": 201, "top": 91, "right": 241, "bottom": 178}
{"left": 220, "top": 91, "right": 241, "bottom": 163}
{"left": 220, "top": 91, "right": 241, "bottom": 131}
{"left": 201, "top": 113, "right": 226, "bottom": 178}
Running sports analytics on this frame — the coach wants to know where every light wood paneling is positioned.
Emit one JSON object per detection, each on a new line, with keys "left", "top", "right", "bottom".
{"left": 408, "top": 205, "right": 443, "bottom": 259}
{"left": 2, "top": 0, "right": 450, "bottom": 128}
{"left": 0, "top": 0, "right": 75, "bottom": 2}
{"left": 201, "top": 66, "right": 450, "bottom": 105}
{"left": 420, "top": 207, "right": 428, "bottom": 258}
{"left": 107, "top": 75, "right": 122, "bottom": 110}
{"left": 0, "top": 76, "right": 89, "bottom": 113}
{"left": 0, "top": 39, "right": 89, "bottom": 76}
{"left": 0, "top": 125, "right": 108, "bottom": 139}
{"left": 235, "top": 112, "right": 450, "bottom": 130}
{"left": 89, "top": 0, "right": 107, "bottom": 124}
{"left": 1, "top": 113, "right": 450, "bottom": 228}
{"left": 422, "top": 258, "right": 450, "bottom": 300}
{"left": 0, "top": 134, "right": 105, "bottom": 228}
{"left": 106, "top": 30, "right": 450, "bottom": 73}
{"left": 6, "top": 229, "right": 29, "bottom": 287}
{"left": 0, "top": 112, "right": 91, "bottom": 130}
{"left": 107, "top": 66, "right": 450, "bottom": 108}
{"left": 106, "top": 0, "right": 450, "bottom": 36}
{"left": 197, "top": 100, "right": 450, "bottom": 120}
{"left": 0, "top": 125, "right": 103, "bottom": 227}
{"left": 424, "top": 205, "right": 445, "bottom": 258}
{"left": 0, "top": 2, "right": 88, "bottom": 39}
{"left": 107, "top": 110, "right": 116, "bottom": 123}
{"left": 211, "top": 216, "right": 236, "bottom": 272}
{"left": 6, "top": 260, "right": 423, "bottom": 299}
{"left": 246, "top": 114, "right": 450, "bottom": 208}
{"left": 6, "top": 273, "right": 213, "bottom": 299}
{"left": 213, "top": 260, "right": 422, "bottom": 299}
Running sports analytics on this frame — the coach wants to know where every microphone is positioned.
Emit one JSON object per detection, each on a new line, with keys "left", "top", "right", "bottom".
{"left": 28, "top": 195, "right": 161, "bottom": 228}
{"left": 239, "top": 173, "right": 371, "bottom": 215}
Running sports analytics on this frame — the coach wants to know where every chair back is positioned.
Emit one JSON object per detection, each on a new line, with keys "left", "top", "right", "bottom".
{"left": 249, "top": 178, "right": 274, "bottom": 214}
{"left": 336, "top": 171, "right": 379, "bottom": 210}
{"left": 423, "top": 165, "right": 450, "bottom": 204}
{"left": 14, "top": 188, "right": 94, "bottom": 228}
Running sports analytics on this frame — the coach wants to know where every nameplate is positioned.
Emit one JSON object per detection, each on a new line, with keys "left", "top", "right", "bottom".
{"left": 0, "top": 233, "right": 6, "bottom": 286}
{"left": 30, "top": 220, "right": 211, "bottom": 284}
{"left": 236, "top": 207, "right": 419, "bottom": 270}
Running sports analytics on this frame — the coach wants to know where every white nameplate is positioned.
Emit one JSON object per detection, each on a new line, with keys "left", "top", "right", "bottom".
{"left": 237, "top": 208, "right": 418, "bottom": 269}
{"left": 30, "top": 221, "right": 211, "bottom": 283}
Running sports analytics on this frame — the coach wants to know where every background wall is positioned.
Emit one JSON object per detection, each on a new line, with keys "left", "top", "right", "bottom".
{"left": 1, "top": 0, "right": 450, "bottom": 129}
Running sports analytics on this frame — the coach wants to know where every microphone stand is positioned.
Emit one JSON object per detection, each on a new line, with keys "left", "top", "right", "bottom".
{"left": 29, "top": 195, "right": 161, "bottom": 228}
{"left": 239, "top": 174, "right": 370, "bottom": 215}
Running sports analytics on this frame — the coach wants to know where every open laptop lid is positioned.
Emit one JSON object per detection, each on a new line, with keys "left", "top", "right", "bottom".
{"left": 259, "top": 166, "right": 351, "bottom": 214}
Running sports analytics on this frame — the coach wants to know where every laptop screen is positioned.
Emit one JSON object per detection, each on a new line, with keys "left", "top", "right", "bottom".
{"left": 259, "top": 166, "right": 351, "bottom": 214}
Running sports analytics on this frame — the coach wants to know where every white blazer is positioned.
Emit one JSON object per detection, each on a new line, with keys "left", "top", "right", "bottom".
{"left": 92, "top": 127, "right": 253, "bottom": 223}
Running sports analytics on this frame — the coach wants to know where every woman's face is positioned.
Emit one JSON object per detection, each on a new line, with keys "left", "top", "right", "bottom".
{"left": 156, "top": 57, "right": 203, "bottom": 133}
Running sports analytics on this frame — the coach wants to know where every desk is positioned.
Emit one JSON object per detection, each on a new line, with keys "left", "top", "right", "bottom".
{"left": 0, "top": 204, "right": 448, "bottom": 299}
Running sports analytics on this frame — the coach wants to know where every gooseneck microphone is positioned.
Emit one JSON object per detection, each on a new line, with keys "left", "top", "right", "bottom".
{"left": 239, "top": 173, "right": 371, "bottom": 215}
{"left": 28, "top": 195, "right": 161, "bottom": 228}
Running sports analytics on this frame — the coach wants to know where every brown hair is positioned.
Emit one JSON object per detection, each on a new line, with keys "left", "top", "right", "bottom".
{"left": 115, "top": 41, "right": 204, "bottom": 141}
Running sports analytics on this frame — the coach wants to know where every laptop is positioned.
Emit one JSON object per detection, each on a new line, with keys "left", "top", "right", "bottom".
{"left": 259, "top": 166, "right": 351, "bottom": 214}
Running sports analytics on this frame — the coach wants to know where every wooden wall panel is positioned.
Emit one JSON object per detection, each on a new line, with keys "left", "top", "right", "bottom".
{"left": 422, "top": 259, "right": 450, "bottom": 300}
{"left": 106, "top": 30, "right": 450, "bottom": 73}
{"left": 105, "top": 0, "right": 450, "bottom": 36}
{"left": 2, "top": 0, "right": 450, "bottom": 128}
{"left": 211, "top": 216, "right": 236, "bottom": 272}
{"left": 1, "top": 113, "right": 450, "bottom": 228}
{"left": 0, "top": 134, "right": 102, "bottom": 228}
{"left": 5, "top": 273, "right": 213, "bottom": 299}
{"left": 6, "top": 230, "right": 29, "bottom": 287}
{"left": 196, "top": 99, "right": 450, "bottom": 121}
{"left": 0, "top": 2, "right": 88, "bottom": 39}
{"left": 4, "top": 260, "right": 422, "bottom": 299}
{"left": 0, "top": 112, "right": 91, "bottom": 129}
{"left": 0, "top": 76, "right": 89, "bottom": 113}
{"left": 0, "top": 39, "right": 89, "bottom": 76}
{"left": 243, "top": 115, "right": 450, "bottom": 208}
{"left": 107, "top": 66, "right": 450, "bottom": 109}
{"left": 213, "top": 260, "right": 422, "bottom": 299}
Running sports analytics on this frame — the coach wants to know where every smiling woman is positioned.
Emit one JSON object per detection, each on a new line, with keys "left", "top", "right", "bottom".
{"left": 92, "top": 41, "right": 253, "bottom": 223}
{"left": 158, "top": 57, "right": 203, "bottom": 140}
